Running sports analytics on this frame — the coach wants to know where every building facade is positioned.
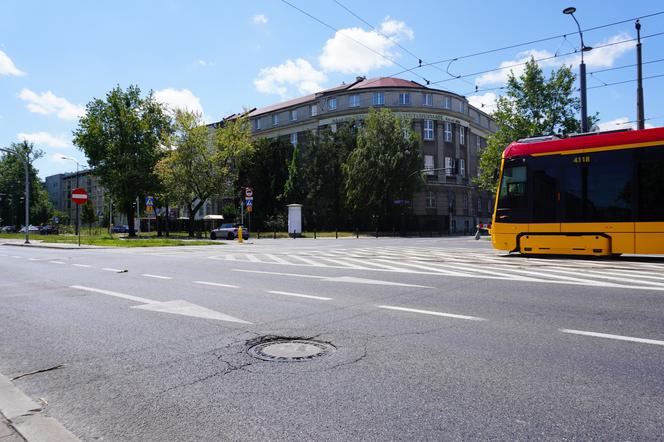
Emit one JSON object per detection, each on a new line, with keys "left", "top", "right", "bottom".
{"left": 45, "top": 170, "right": 107, "bottom": 224}
{"left": 240, "top": 77, "right": 496, "bottom": 233}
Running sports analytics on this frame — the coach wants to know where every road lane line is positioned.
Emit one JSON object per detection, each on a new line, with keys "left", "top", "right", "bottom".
{"left": 379, "top": 305, "right": 485, "bottom": 321}
{"left": 233, "top": 269, "right": 321, "bottom": 279}
{"left": 72, "top": 264, "right": 92, "bottom": 268}
{"left": 267, "top": 290, "right": 332, "bottom": 301}
{"left": 142, "top": 274, "right": 173, "bottom": 280}
{"left": 49, "top": 260, "right": 66, "bottom": 264}
{"left": 289, "top": 255, "right": 321, "bottom": 266}
{"left": 317, "top": 257, "right": 373, "bottom": 269}
{"left": 70, "top": 285, "right": 156, "bottom": 304}
{"left": 546, "top": 267, "right": 664, "bottom": 287}
{"left": 102, "top": 267, "right": 123, "bottom": 272}
{"left": 193, "top": 281, "right": 240, "bottom": 289}
{"left": 246, "top": 254, "right": 261, "bottom": 262}
{"left": 264, "top": 253, "right": 291, "bottom": 264}
{"left": 10, "top": 255, "right": 22, "bottom": 259}
{"left": 560, "top": 329, "right": 664, "bottom": 346}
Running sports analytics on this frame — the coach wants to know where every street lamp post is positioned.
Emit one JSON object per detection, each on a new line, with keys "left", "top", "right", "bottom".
{"left": 563, "top": 6, "right": 592, "bottom": 133}
{"left": 61, "top": 156, "right": 81, "bottom": 243}
{"left": 0, "top": 147, "right": 30, "bottom": 244}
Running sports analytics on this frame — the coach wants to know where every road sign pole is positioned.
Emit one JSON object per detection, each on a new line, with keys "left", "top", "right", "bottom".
{"left": 78, "top": 205, "right": 81, "bottom": 247}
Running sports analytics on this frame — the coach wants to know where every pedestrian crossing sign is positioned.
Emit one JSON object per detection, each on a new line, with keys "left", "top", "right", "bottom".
{"left": 145, "top": 196, "right": 155, "bottom": 207}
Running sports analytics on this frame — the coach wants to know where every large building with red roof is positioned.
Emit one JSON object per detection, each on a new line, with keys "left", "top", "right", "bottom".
{"left": 231, "top": 76, "right": 497, "bottom": 233}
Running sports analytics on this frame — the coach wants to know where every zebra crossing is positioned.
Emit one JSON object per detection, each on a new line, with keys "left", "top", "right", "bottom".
{"left": 207, "top": 246, "right": 664, "bottom": 291}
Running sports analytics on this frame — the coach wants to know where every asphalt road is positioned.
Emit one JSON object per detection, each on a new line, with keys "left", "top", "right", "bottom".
{"left": 1, "top": 237, "right": 663, "bottom": 441}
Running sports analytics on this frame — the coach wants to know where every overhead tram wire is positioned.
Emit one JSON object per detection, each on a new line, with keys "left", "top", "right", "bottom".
{"left": 431, "top": 31, "right": 664, "bottom": 89}
{"left": 420, "top": 10, "right": 664, "bottom": 70}
{"left": 331, "top": 0, "right": 476, "bottom": 88}
{"left": 586, "top": 73, "right": 664, "bottom": 90}
{"left": 279, "top": 0, "right": 431, "bottom": 84}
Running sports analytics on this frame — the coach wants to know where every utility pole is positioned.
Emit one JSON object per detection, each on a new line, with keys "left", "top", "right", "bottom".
{"left": 563, "top": 7, "right": 592, "bottom": 133}
{"left": 636, "top": 19, "right": 645, "bottom": 130}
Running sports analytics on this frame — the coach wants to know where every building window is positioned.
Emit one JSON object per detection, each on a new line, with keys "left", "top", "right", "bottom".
{"left": 399, "top": 93, "right": 410, "bottom": 105}
{"left": 310, "top": 104, "right": 318, "bottom": 116}
{"left": 373, "top": 92, "right": 384, "bottom": 106}
{"left": 327, "top": 98, "right": 337, "bottom": 110}
{"left": 272, "top": 114, "right": 279, "bottom": 126}
{"left": 254, "top": 118, "right": 261, "bottom": 130}
{"left": 459, "top": 102, "right": 466, "bottom": 114}
{"left": 426, "top": 191, "right": 437, "bottom": 208}
{"left": 477, "top": 198, "right": 483, "bottom": 214}
{"left": 445, "top": 157, "right": 454, "bottom": 176}
{"left": 423, "top": 119, "right": 434, "bottom": 140}
{"left": 289, "top": 110, "right": 297, "bottom": 121}
{"left": 424, "top": 155, "right": 435, "bottom": 175}
{"left": 459, "top": 158, "right": 466, "bottom": 176}
{"left": 330, "top": 123, "right": 337, "bottom": 133}
{"left": 423, "top": 93, "right": 433, "bottom": 106}
{"left": 443, "top": 96, "right": 451, "bottom": 109}
{"left": 444, "top": 122, "right": 452, "bottom": 142}
{"left": 348, "top": 94, "right": 360, "bottom": 107}
{"left": 459, "top": 127, "right": 465, "bottom": 145}
{"left": 476, "top": 136, "right": 482, "bottom": 149}
{"left": 290, "top": 133, "right": 298, "bottom": 145}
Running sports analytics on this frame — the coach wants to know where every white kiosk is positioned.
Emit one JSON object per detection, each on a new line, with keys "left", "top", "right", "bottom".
{"left": 287, "top": 204, "right": 302, "bottom": 237}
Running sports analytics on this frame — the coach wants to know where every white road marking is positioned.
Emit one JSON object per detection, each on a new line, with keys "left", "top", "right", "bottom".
{"left": 246, "top": 254, "right": 261, "bottom": 262}
{"left": 560, "top": 329, "right": 664, "bottom": 346}
{"left": 72, "top": 264, "right": 92, "bottom": 268}
{"left": 49, "top": 261, "right": 65, "bottom": 264}
{"left": 10, "top": 255, "right": 22, "bottom": 259}
{"left": 267, "top": 290, "right": 332, "bottom": 301}
{"left": 102, "top": 267, "right": 123, "bottom": 272}
{"left": 289, "top": 255, "right": 322, "bottom": 266}
{"left": 70, "top": 285, "right": 155, "bottom": 304}
{"left": 264, "top": 253, "right": 291, "bottom": 264}
{"left": 317, "top": 257, "right": 373, "bottom": 269}
{"left": 234, "top": 269, "right": 430, "bottom": 287}
{"left": 379, "top": 305, "right": 485, "bottom": 321}
{"left": 193, "top": 281, "right": 240, "bottom": 289}
{"left": 546, "top": 267, "right": 664, "bottom": 287}
{"left": 28, "top": 258, "right": 41, "bottom": 261}
{"left": 69, "top": 285, "right": 251, "bottom": 324}
{"left": 141, "top": 274, "right": 173, "bottom": 280}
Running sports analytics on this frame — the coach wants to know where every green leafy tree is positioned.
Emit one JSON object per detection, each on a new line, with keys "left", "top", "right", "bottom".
{"left": 81, "top": 200, "right": 96, "bottom": 234}
{"left": 283, "top": 146, "right": 304, "bottom": 204}
{"left": 343, "top": 108, "right": 422, "bottom": 229}
{"left": 155, "top": 110, "right": 221, "bottom": 237}
{"left": 239, "top": 138, "right": 293, "bottom": 230}
{"left": 476, "top": 58, "right": 596, "bottom": 192}
{"left": 300, "top": 124, "right": 355, "bottom": 230}
{"left": 0, "top": 141, "right": 52, "bottom": 228}
{"left": 73, "top": 85, "right": 171, "bottom": 237}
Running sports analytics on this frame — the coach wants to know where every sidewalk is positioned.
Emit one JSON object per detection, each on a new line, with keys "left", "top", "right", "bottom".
{"left": 0, "top": 239, "right": 102, "bottom": 249}
{"left": 0, "top": 373, "right": 79, "bottom": 442}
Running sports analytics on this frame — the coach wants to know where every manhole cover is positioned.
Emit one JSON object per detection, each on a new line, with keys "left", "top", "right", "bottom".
{"left": 247, "top": 339, "right": 335, "bottom": 362}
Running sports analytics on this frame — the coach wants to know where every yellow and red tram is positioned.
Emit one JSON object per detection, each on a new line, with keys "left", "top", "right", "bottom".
{"left": 492, "top": 127, "right": 664, "bottom": 255}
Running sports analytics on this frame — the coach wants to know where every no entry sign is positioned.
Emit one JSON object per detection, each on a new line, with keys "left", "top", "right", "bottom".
{"left": 71, "top": 188, "right": 88, "bottom": 205}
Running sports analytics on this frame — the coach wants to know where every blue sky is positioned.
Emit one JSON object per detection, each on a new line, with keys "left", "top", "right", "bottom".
{"left": 1, "top": 0, "right": 663, "bottom": 178}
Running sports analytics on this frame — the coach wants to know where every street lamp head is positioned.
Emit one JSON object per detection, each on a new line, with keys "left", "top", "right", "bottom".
{"left": 582, "top": 45, "right": 592, "bottom": 52}
{"left": 563, "top": 6, "right": 576, "bottom": 15}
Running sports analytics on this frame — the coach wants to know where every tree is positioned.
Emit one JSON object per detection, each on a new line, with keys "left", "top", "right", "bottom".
{"left": 73, "top": 85, "right": 171, "bottom": 237}
{"left": 81, "top": 200, "right": 96, "bottom": 234}
{"left": 299, "top": 124, "right": 355, "bottom": 230}
{"left": 0, "top": 141, "right": 52, "bottom": 228}
{"left": 283, "top": 145, "right": 304, "bottom": 204}
{"left": 239, "top": 138, "right": 293, "bottom": 230}
{"left": 155, "top": 110, "right": 221, "bottom": 237}
{"left": 476, "top": 58, "right": 595, "bottom": 192}
{"left": 343, "top": 108, "right": 422, "bottom": 229}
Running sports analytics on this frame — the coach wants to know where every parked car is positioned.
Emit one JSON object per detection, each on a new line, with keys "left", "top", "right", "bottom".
{"left": 39, "top": 225, "right": 59, "bottom": 235}
{"left": 112, "top": 225, "right": 129, "bottom": 233}
{"left": 1, "top": 226, "right": 16, "bottom": 233}
{"left": 19, "top": 225, "right": 41, "bottom": 233}
{"left": 210, "top": 223, "right": 249, "bottom": 240}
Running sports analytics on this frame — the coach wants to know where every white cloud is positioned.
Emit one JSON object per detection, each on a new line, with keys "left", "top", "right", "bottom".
{"left": 475, "top": 33, "right": 633, "bottom": 87}
{"left": 475, "top": 49, "right": 555, "bottom": 87}
{"left": 467, "top": 92, "right": 498, "bottom": 114}
{"left": 153, "top": 88, "right": 204, "bottom": 115}
{"left": 18, "top": 89, "right": 84, "bottom": 120}
{"left": 318, "top": 18, "right": 414, "bottom": 74}
{"left": 197, "top": 60, "right": 216, "bottom": 67}
{"left": 253, "top": 14, "right": 268, "bottom": 25}
{"left": 17, "top": 132, "right": 71, "bottom": 148}
{"left": 0, "top": 50, "right": 25, "bottom": 76}
{"left": 595, "top": 117, "right": 654, "bottom": 132}
{"left": 49, "top": 153, "right": 72, "bottom": 165}
{"left": 571, "top": 32, "right": 633, "bottom": 69}
{"left": 254, "top": 58, "right": 326, "bottom": 98}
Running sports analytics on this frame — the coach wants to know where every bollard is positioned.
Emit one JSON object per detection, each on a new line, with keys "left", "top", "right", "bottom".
{"left": 375, "top": 228, "right": 378, "bottom": 238}
{"left": 335, "top": 229, "right": 338, "bottom": 239}
{"left": 257, "top": 231, "right": 260, "bottom": 239}
{"left": 356, "top": 228, "right": 359, "bottom": 239}
{"left": 273, "top": 230, "right": 276, "bottom": 239}
{"left": 293, "top": 230, "right": 296, "bottom": 239}
{"left": 237, "top": 226, "right": 244, "bottom": 244}
{"left": 314, "top": 230, "right": 317, "bottom": 239}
